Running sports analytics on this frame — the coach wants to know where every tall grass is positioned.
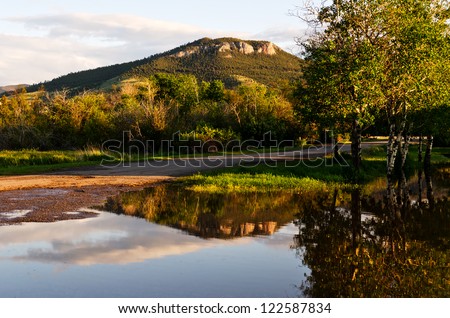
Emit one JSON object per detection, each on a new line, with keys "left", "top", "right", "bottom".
{"left": 182, "top": 173, "right": 345, "bottom": 193}
{"left": 180, "top": 145, "right": 450, "bottom": 194}
{"left": 0, "top": 147, "right": 115, "bottom": 167}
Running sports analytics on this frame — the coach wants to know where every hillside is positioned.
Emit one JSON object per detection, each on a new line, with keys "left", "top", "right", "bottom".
{"left": 129, "top": 37, "right": 303, "bottom": 87}
{"left": 26, "top": 59, "right": 151, "bottom": 93}
{"left": 28, "top": 37, "right": 303, "bottom": 92}
{"left": 0, "top": 84, "right": 29, "bottom": 94}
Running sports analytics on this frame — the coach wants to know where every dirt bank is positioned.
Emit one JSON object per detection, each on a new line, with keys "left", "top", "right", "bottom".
{"left": 0, "top": 175, "right": 172, "bottom": 225}
{"left": 1, "top": 143, "right": 377, "bottom": 225}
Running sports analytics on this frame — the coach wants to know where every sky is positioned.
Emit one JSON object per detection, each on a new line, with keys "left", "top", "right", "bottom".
{"left": 0, "top": 0, "right": 308, "bottom": 86}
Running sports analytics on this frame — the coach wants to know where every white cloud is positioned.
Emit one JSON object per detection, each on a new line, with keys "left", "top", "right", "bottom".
{"left": 8, "top": 13, "right": 213, "bottom": 44}
{"left": 0, "top": 13, "right": 221, "bottom": 85}
{"left": 0, "top": 13, "right": 299, "bottom": 86}
{"left": 0, "top": 33, "right": 103, "bottom": 85}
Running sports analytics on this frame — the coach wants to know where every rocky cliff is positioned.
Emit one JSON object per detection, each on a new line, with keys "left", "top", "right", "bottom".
{"left": 172, "top": 38, "right": 278, "bottom": 58}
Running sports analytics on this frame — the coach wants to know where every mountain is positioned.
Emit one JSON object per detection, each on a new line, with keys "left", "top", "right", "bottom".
{"left": 0, "top": 84, "right": 29, "bottom": 94}
{"left": 28, "top": 37, "right": 303, "bottom": 92}
{"left": 129, "top": 37, "right": 303, "bottom": 87}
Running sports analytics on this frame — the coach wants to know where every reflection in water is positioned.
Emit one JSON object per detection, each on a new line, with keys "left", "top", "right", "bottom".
{"left": 0, "top": 212, "right": 306, "bottom": 297}
{"left": 100, "top": 169, "right": 449, "bottom": 297}
{"left": 102, "top": 184, "right": 308, "bottom": 239}
{"left": 1, "top": 165, "right": 448, "bottom": 297}
{"left": 0, "top": 213, "right": 228, "bottom": 266}
{"left": 294, "top": 166, "right": 450, "bottom": 297}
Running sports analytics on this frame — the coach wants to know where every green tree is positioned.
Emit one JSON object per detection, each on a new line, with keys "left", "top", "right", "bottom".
{"left": 297, "top": 0, "right": 394, "bottom": 176}
{"left": 153, "top": 73, "right": 199, "bottom": 118}
{"left": 297, "top": 0, "right": 450, "bottom": 206}
{"left": 230, "top": 82, "right": 296, "bottom": 140}
{"left": 201, "top": 80, "right": 225, "bottom": 101}
{"left": 73, "top": 92, "right": 113, "bottom": 144}
{"left": 1, "top": 88, "right": 43, "bottom": 148}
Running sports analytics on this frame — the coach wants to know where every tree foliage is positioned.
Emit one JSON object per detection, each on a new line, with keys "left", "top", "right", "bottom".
{"left": 296, "top": 0, "right": 450, "bottom": 186}
{"left": 0, "top": 74, "right": 299, "bottom": 150}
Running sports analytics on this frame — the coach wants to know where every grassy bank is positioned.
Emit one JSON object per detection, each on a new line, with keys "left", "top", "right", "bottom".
{"left": 0, "top": 148, "right": 115, "bottom": 175}
{"left": 180, "top": 146, "right": 450, "bottom": 193}
{"left": 183, "top": 173, "right": 339, "bottom": 193}
{"left": 1, "top": 145, "right": 448, "bottom": 179}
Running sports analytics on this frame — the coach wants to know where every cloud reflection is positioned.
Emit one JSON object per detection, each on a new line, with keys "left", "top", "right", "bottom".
{"left": 0, "top": 212, "right": 251, "bottom": 266}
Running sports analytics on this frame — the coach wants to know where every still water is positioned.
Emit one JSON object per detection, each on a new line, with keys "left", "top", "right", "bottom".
{"left": 0, "top": 189, "right": 308, "bottom": 297}
{"left": 1, "top": 167, "right": 449, "bottom": 297}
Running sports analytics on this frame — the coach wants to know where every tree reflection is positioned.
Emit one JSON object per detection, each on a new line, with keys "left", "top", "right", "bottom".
{"left": 103, "top": 184, "right": 316, "bottom": 239}
{"left": 295, "top": 168, "right": 450, "bottom": 297}
{"left": 100, "top": 166, "right": 450, "bottom": 296}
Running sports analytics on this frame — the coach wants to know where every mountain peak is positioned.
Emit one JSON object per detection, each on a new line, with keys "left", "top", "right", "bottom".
{"left": 27, "top": 37, "right": 302, "bottom": 92}
{"left": 171, "top": 37, "right": 278, "bottom": 58}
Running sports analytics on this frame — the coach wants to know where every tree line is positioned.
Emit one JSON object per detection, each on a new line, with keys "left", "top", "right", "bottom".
{"left": 0, "top": 74, "right": 298, "bottom": 150}
{"left": 1, "top": 1, "right": 449, "bottom": 164}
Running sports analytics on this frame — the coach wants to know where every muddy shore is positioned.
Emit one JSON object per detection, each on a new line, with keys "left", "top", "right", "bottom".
{"left": 1, "top": 143, "right": 374, "bottom": 225}
{"left": 0, "top": 175, "right": 172, "bottom": 225}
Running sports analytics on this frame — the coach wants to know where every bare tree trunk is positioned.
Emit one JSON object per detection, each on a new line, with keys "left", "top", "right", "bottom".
{"left": 396, "top": 140, "right": 404, "bottom": 207}
{"left": 351, "top": 119, "right": 362, "bottom": 180}
{"left": 387, "top": 122, "right": 411, "bottom": 229}
{"left": 386, "top": 123, "right": 399, "bottom": 213}
{"left": 397, "top": 131, "right": 411, "bottom": 219}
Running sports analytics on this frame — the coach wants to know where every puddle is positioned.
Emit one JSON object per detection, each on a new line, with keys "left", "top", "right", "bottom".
{"left": 102, "top": 184, "right": 307, "bottom": 239}
{"left": 0, "top": 166, "right": 448, "bottom": 297}
{"left": 0, "top": 210, "right": 32, "bottom": 219}
{"left": 0, "top": 210, "right": 306, "bottom": 297}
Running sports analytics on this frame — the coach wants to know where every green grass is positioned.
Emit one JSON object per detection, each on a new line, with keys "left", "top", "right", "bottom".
{"left": 0, "top": 148, "right": 117, "bottom": 175}
{"left": 179, "top": 155, "right": 355, "bottom": 193}
{"left": 179, "top": 146, "right": 450, "bottom": 194}
{"left": 182, "top": 173, "right": 340, "bottom": 193}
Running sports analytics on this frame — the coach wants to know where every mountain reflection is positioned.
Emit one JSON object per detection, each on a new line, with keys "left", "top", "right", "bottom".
{"left": 102, "top": 184, "right": 305, "bottom": 239}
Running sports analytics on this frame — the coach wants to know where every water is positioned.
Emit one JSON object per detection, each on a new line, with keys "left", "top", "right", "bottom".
{"left": 1, "top": 167, "right": 449, "bottom": 297}
{"left": 102, "top": 186, "right": 306, "bottom": 239}
{"left": 0, "top": 189, "right": 309, "bottom": 297}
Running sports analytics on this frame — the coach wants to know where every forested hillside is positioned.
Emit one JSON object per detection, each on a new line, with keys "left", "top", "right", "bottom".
{"left": 130, "top": 37, "right": 303, "bottom": 87}
{"left": 26, "top": 37, "right": 303, "bottom": 93}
